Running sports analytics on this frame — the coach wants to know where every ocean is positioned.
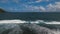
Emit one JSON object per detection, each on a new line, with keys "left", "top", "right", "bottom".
{"left": 0, "top": 12, "right": 60, "bottom": 34}
{"left": 0, "top": 12, "right": 60, "bottom": 21}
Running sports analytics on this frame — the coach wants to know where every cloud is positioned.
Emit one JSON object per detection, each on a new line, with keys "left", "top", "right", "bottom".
{"left": 9, "top": 7, "right": 21, "bottom": 12}
{"left": 39, "top": 6, "right": 46, "bottom": 11}
{"left": 26, "top": 1, "right": 60, "bottom": 12}
{"left": 35, "top": 0, "right": 42, "bottom": 3}
{"left": 46, "top": 4, "right": 56, "bottom": 11}
{"left": 0, "top": 0, "right": 8, "bottom": 3}
{"left": 30, "top": 1, "right": 60, "bottom": 12}
{"left": 55, "top": 2, "right": 60, "bottom": 9}
{"left": 8, "top": 4, "right": 46, "bottom": 12}
{"left": 46, "top": 2, "right": 60, "bottom": 12}
{"left": 4, "top": 0, "right": 60, "bottom": 12}
{"left": 54, "top": 2, "right": 60, "bottom": 11}
{"left": 24, "top": 5, "right": 46, "bottom": 12}
{"left": 28, "top": 0, "right": 49, "bottom": 4}
{"left": 12, "top": 0, "right": 19, "bottom": 4}
{"left": 0, "top": 0, "right": 19, "bottom": 3}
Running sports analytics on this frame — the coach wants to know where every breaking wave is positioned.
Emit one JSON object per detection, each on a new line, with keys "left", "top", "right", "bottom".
{"left": 0, "top": 19, "right": 60, "bottom": 34}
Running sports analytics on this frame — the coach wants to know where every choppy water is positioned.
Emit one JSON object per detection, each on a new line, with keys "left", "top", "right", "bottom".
{"left": 0, "top": 23, "right": 54, "bottom": 34}
{"left": 0, "top": 12, "right": 60, "bottom": 34}
{"left": 0, "top": 20, "right": 60, "bottom": 34}
{"left": 0, "top": 12, "right": 60, "bottom": 21}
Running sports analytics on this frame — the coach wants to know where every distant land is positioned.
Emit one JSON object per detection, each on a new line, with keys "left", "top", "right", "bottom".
{"left": 0, "top": 9, "right": 6, "bottom": 13}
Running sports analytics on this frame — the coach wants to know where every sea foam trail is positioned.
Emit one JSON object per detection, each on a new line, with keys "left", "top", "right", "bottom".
{"left": 0, "top": 20, "right": 26, "bottom": 23}
{"left": 0, "top": 20, "right": 60, "bottom": 24}
{"left": 0, "top": 20, "right": 44, "bottom": 23}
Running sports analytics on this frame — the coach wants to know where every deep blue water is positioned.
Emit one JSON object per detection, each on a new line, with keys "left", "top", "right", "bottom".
{"left": 0, "top": 12, "right": 60, "bottom": 21}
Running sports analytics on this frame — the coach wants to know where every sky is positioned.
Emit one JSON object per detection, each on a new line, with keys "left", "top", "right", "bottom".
{"left": 0, "top": 0, "right": 60, "bottom": 12}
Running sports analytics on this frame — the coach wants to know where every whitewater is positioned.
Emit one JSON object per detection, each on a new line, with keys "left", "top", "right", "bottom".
{"left": 0, "top": 19, "right": 60, "bottom": 24}
{"left": 0, "top": 19, "right": 60, "bottom": 34}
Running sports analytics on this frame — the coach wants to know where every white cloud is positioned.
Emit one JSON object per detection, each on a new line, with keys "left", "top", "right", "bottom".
{"left": 0, "top": 0, "right": 19, "bottom": 3}
{"left": 9, "top": 4, "right": 46, "bottom": 12}
{"left": 46, "top": 2, "right": 60, "bottom": 12}
{"left": 9, "top": 8, "right": 16, "bottom": 11}
{"left": 39, "top": 6, "right": 46, "bottom": 11}
{"left": 9, "top": 7, "right": 21, "bottom": 12}
{"left": 27, "top": 0, "right": 42, "bottom": 4}
{"left": 46, "top": 4, "right": 56, "bottom": 12}
{"left": 8, "top": 1, "right": 60, "bottom": 12}
{"left": 23, "top": 4, "right": 46, "bottom": 12}
{"left": 0, "top": 0, "right": 8, "bottom": 3}
{"left": 28, "top": 0, "right": 49, "bottom": 4}
{"left": 34, "top": 6, "right": 46, "bottom": 12}
{"left": 26, "top": 1, "right": 60, "bottom": 12}
{"left": 12, "top": 0, "right": 19, "bottom": 4}
{"left": 25, "top": 2, "right": 60, "bottom": 12}
{"left": 55, "top": 2, "right": 60, "bottom": 9}
{"left": 35, "top": 0, "right": 42, "bottom": 3}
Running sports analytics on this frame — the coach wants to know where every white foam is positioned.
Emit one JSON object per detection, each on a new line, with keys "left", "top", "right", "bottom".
{"left": 0, "top": 20, "right": 45, "bottom": 23}
{"left": 0, "top": 20, "right": 60, "bottom": 24}
{"left": 45, "top": 21, "right": 60, "bottom": 24}
{"left": 0, "top": 20, "right": 26, "bottom": 23}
